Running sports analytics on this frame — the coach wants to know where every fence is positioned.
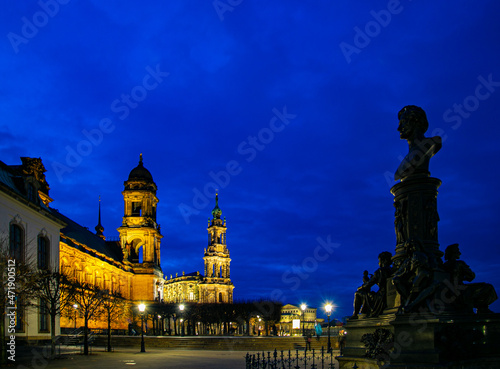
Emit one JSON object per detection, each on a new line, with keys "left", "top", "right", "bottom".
{"left": 245, "top": 347, "right": 337, "bottom": 369}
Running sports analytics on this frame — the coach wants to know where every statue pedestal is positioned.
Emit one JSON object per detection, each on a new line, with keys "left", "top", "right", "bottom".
{"left": 338, "top": 313, "right": 500, "bottom": 369}
{"left": 338, "top": 315, "right": 395, "bottom": 369}
{"left": 391, "top": 176, "right": 442, "bottom": 268}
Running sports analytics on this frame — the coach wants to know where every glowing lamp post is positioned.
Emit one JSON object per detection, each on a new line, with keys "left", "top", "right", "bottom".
{"left": 300, "top": 304, "right": 307, "bottom": 336}
{"left": 72, "top": 304, "right": 78, "bottom": 330}
{"left": 138, "top": 303, "right": 146, "bottom": 352}
{"left": 179, "top": 304, "right": 185, "bottom": 336}
{"left": 325, "top": 304, "right": 332, "bottom": 353}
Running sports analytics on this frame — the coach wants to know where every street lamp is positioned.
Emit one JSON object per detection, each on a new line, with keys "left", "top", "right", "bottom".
{"left": 72, "top": 304, "right": 78, "bottom": 330}
{"left": 179, "top": 304, "right": 185, "bottom": 336}
{"left": 300, "top": 304, "right": 307, "bottom": 336}
{"left": 325, "top": 303, "right": 333, "bottom": 353}
{"left": 138, "top": 303, "right": 146, "bottom": 352}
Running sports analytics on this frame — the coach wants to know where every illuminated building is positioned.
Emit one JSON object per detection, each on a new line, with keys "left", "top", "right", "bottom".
{"left": 1, "top": 155, "right": 234, "bottom": 340}
{"left": 164, "top": 193, "right": 234, "bottom": 303}
{"left": 278, "top": 304, "right": 321, "bottom": 336}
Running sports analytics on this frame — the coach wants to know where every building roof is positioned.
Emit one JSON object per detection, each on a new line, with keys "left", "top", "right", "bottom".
{"left": 0, "top": 159, "right": 64, "bottom": 225}
{"left": 1, "top": 157, "right": 124, "bottom": 269}
{"left": 51, "top": 209, "right": 124, "bottom": 263}
{"left": 128, "top": 154, "right": 154, "bottom": 182}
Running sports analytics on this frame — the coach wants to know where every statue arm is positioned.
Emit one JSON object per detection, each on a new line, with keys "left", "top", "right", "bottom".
{"left": 360, "top": 269, "right": 381, "bottom": 290}
{"left": 459, "top": 261, "right": 475, "bottom": 282}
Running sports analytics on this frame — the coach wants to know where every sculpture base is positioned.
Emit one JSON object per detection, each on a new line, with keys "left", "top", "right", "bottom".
{"left": 338, "top": 313, "right": 500, "bottom": 369}
{"left": 391, "top": 176, "right": 442, "bottom": 268}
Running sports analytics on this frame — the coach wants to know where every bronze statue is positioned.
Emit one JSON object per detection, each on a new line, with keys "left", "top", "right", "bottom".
{"left": 395, "top": 105, "right": 442, "bottom": 181}
{"left": 350, "top": 251, "right": 393, "bottom": 319}
{"left": 392, "top": 239, "right": 443, "bottom": 313}
{"left": 394, "top": 201, "right": 406, "bottom": 244}
{"left": 363, "top": 270, "right": 371, "bottom": 284}
{"left": 443, "top": 244, "right": 497, "bottom": 314}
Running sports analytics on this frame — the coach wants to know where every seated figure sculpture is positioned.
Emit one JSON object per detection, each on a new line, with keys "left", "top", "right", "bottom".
{"left": 395, "top": 105, "right": 442, "bottom": 181}
{"left": 443, "top": 244, "right": 497, "bottom": 314}
{"left": 350, "top": 251, "right": 393, "bottom": 319}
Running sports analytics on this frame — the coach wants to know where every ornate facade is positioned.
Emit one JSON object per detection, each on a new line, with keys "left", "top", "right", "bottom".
{"left": 164, "top": 194, "right": 234, "bottom": 303}
{"left": 278, "top": 304, "right": 319, "bottom": 336}
{"left": 1, "top": 155, "right": 235, "bottom": 339}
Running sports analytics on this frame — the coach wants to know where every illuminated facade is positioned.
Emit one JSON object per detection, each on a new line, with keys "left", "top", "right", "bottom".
{"left": 164, "top": 194, "right": 234, "bottom": 303}
{"left": 1, "top": 155, "right": 236, "bottom": 339}
{"left": 278, "top": 304, "right": 320, "bottom": 336}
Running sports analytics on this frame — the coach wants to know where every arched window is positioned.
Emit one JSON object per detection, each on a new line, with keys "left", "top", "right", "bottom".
{"left": 9, "top": 224, "right": 24, "bottom": 261}
{"left": 219, "top": 292, "right": 223, "bottom": 303}
{"left": 37, "top": 236, "right": 50, "bottom": 270}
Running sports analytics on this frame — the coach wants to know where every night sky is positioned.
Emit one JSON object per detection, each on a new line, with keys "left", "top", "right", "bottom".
{"left": 2, "top": 1, "right": 500, "bottom": 320}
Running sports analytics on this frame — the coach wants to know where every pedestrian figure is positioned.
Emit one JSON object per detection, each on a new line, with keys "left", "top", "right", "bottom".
{"left": 306, "top": 334, "right": 312, "bottom": 350}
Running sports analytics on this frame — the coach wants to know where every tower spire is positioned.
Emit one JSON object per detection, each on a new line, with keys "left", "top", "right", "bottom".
{"left": 95, "top": 196, "right": 105, "bottom": 240}
{"left": 211, "top": 191, "right": 222, "bottom": 220}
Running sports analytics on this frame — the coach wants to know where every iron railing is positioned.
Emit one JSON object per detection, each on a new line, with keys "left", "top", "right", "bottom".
{"left": 245, "top": 347, "right": 337, "bottom": 369}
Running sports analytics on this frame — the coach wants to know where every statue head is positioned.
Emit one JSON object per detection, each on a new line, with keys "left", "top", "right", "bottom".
{"left": 397, "top": 105, "right": 429, "bottom": 140}
{"left": 444, "top": 243, "right": 461, "bottom": 261}
{"left": 378, "top": 251, "right": 393, "bottom": 268}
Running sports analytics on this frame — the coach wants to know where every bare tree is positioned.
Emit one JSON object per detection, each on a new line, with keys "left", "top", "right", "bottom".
{"left": 34, "top": 269, "right": 73, "bottom": 358}
{"left": 64, "top": 279, "right": 107, "bottom": 355}
{"left": 99, "top": 289, "right": 128, "bottom": 352}
{"left": 0, "top": 238, "right": 39, "bottom": 365}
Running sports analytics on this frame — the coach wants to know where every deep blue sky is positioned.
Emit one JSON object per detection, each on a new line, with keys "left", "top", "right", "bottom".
{"left": 2, "top": 1, "right": 500, "bottom": 320}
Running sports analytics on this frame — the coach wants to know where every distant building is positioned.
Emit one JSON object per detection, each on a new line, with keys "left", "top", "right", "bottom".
{"left": 164, "top": 193, "right": 234, "bottom": 303}
{"left": 278, "top": 304, "right": 323, "bottom": 336}
{"left": 1, "top": 155, "right": 234, "bottom": 340}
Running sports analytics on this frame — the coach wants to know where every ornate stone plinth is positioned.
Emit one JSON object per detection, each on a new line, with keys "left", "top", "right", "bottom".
{"left": 391, "top": 176, "right": 442, "bottom": 269}
{"left": 387, "top": 313, "right": 500, "bottom": 368}
{"left": 338, "top": 314, "right": 395, "bottom": 369}
{"left": 338, "top": 313, "right": 500, "bottom": 369}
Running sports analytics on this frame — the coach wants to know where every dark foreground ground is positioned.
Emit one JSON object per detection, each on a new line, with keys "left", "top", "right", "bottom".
{"left": 12, "top": 346, "right": 341, "bottom": 369}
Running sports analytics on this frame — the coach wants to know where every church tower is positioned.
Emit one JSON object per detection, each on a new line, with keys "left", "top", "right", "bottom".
{"left": 117, "top": 154, "right": 163, "bottom": 301}
{"left": 199, "top": 193, "right": 234, "bottom": 303}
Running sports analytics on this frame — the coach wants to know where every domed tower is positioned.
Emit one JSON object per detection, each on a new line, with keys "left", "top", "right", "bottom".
{"left": 118, "top": 154, "right": 163, "bottom": 301}
{"left": 199, "top": 193, "right": 234, "bottom": 303}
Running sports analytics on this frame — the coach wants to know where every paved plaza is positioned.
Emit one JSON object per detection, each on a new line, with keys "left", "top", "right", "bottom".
{"left": 13, "top": 346, "right": 341, "bottom": 369}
